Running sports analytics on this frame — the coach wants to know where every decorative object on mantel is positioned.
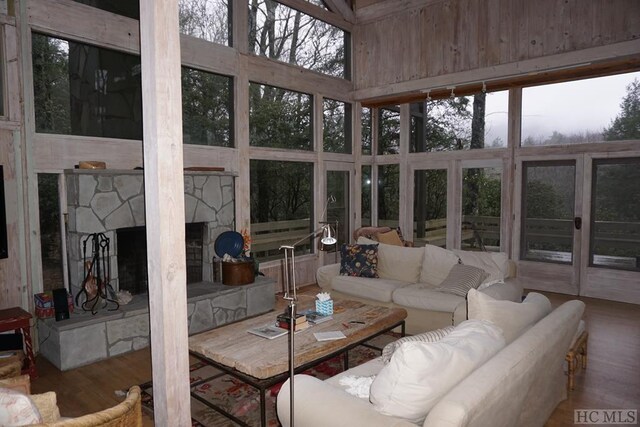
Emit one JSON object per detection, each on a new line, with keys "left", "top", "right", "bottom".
{"left": 77, "top": 161, "right": 106, "bottom": 169}
{"left": 184, "top": 166, "right": 225, "bottom": 171}
{"left": 75, "top": 233, "right": 119, "bottom": 315}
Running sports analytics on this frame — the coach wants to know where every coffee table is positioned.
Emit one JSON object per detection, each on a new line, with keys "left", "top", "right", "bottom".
{"left": 189, "top": 299, "right": 407, "bottom": 426}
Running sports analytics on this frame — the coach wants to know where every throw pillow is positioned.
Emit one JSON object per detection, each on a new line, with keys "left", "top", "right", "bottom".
{"left": 381, "top": 326, "right": 455, "bottom": 363}
{"left": 453, "top": 250, "right": 509, "bottom": 283}
{"left": 0, "top": 387, "right": 43, "bottom": 425}
{"left": 0, "top": 374, "right": 31, "bottom": 395}
{"left": 434, "top": 264, "right": 489, "bottom": 296}
{"left": 420, "top": 245, "right": 461, "bottom": 287}
{"left": 467, "top": 289, "right": 552, "bottom": 343}
{"left": 369, "top": 320, "right": 505, "bottom": 424}
{"left": 339, "top": 243, "right": 379, "bottom": 278}
{"left": 357, "top": 237, "right": 424, "bottom": 283}
{"left": 375, "top": 229, "right": 403, "bottom": 246}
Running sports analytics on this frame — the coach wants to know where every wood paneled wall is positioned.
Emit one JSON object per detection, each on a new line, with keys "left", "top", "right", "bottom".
{"left": 354, "top": 0, "right": 640, "bottom": 96}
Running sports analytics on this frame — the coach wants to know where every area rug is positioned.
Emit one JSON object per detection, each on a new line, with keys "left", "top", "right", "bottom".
{"left": 139, "top": 341, "right": 391, "bottom": 426}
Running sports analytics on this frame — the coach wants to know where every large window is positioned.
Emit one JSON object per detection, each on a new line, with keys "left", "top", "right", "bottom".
{"left": 378, "top": 164, "right": 399, "bottom": 227}
{"left": 521, "top": 72, "right": 640, "bottom": 146}
{"left": 38, "top": 174, "right": 63, "bottom": 292}
{"left": 32, "top": 34, "right": 143, "bottom": 140}
{"left": 249, "top": 83, "right": 313, "bottom": 150}
{"left": 361, "top": 107, "right": 372, "bottom": 155}
{"left": 179, "top": 0, "right": 230, "bottom": 45}
{"left": 410, "top": 91, "right": 508, "bottom": 152}
{"left": 361, "top": 165, "right": 371, "bottom": 227}
{"left": 462, "top": 167, "right": 502, "bottom": 251}
{"left": 590, "top": 158, "right": 640, "bottom": 271}
{"left": 250, "top": 160, "right": 313, "bottom": 259}
{"left": 323, "top": 99, "right": 351, "bottom": 154}
{"left": 182, "top": 67, "right": 233, "bottom": 147}
{"left": 414, "top": 169, "right": 447, "bottom": 248}
{"left": 249, "top": 0, "right": 349, "bottom": 78}
{"left": 378, "top": 106, "right": 400, "bottom": 155}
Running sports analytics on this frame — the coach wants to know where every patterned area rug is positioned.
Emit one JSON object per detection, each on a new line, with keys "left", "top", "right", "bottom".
{"left": 139, "top": 341, "right": 392, "bottom": 426}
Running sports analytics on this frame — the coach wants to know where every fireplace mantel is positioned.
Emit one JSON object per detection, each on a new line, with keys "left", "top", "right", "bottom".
{"left": 64, "top": 168, "right": 237, "bottom": 300}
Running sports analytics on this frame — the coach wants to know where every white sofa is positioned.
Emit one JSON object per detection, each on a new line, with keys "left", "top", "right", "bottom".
{"left": 317, "top": 240, "right": 522, "bottom": 334}
{"left": 277, "top": 297, "right": 586, "bottom": 427}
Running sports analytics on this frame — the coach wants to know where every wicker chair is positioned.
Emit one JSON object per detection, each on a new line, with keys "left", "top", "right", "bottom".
{"left": 30, "top": 386, "right": 143, "bottom": 427}
{"left": 0, "top": 360, "right": 22, "bottom": 379}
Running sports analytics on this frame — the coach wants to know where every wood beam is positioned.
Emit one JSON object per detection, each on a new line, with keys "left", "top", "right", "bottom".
{"left": 356, "top": 0, "right": 445, "bottom": 24}
{"left": 139, "top": 0, "right": 191, "bottom": 425}
{"left": 276, "top": 0, "right": 353, "bottom": 31}
{"left": 323, "top": 0, "right": 356, "bottom": 23}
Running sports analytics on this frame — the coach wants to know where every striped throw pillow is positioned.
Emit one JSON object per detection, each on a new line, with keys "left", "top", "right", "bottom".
{"left": 434, "top": 263, "right": 489, "bottom": 297}
{"left": 381, "top": 326, "right": 455, "bottom": 364}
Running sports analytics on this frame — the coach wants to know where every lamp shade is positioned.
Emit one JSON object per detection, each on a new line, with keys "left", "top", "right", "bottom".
{"left": 320, "top": 225, "right": 337, "bottom": 245}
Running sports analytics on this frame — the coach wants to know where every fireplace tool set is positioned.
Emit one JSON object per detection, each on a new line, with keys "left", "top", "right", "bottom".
{"left": 76, "top": 233, "right": 119, "bottom": 315}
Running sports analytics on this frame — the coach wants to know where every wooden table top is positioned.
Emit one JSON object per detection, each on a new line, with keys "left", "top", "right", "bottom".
{"left": 189, "top": 299, "right": 407, "bottom": 379}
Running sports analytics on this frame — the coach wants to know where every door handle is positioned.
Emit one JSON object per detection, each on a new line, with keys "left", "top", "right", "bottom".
{"left": 574, "top": 217, "right": 582, "bottom": 230}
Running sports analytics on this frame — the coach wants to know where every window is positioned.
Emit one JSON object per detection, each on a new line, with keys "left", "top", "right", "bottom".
{"left": 590, "top": 158, "right": 640, "bottom": 271}
{"left": 378, "top": 164, "right": 399, "bottom": 227}
{"left": 361, "top": 165, "right": 371, "bottom": 227}
{"left": 179, "top": 0, "right": 230, "bottom": 46}
{"left": 32, "top": 34, "right": 143, "bottom": 140}
{"left": 72, "top": 0, "right": 140, "bottom": 19}
{"left": 378, "top": 106, "right": 400, "bottom": 155}
{"left": 521, "top": 161, "right": 576, "bottom": 264}
{"left": 249, "top": 83, "right": 313, "bottom": 150}
{"left": 38, "top": 174, "right": 63, "bottom": 292}
{"left": 361, "top": 107, "right": 372, "bottom": 155}
{"left": 250, "top": 160, "right": 313, "bottom": 259}
{"left": 182, "top": 67, "right": 233, "bottom": 147}
{"left": 521, "top": 72, "right": 640, "bottom": 146}
{"left": 414, "top": 169, "right": 447, "bottom": 248}
{"left": 323, "top": 99, "right": 351, "bottom": 154}
{"left": 410, "top": 91, "right": 508, "bottom": 152}
{"left": 326, "top": 170, "right": 349, "bottom": 249}
{"left": 462, "top": 167, "right": 502, "bottom": 251}
{"left": 249, "top": 0, "right": 349, "bottom": 78}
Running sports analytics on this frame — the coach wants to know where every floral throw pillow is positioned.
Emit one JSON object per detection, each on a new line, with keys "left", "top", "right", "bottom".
{"left": 340, "top": 244, "right": 379, "bottom": 278}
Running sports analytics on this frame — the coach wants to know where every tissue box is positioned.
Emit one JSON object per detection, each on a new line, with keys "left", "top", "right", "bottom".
{"left": 34, "top": 291, "right": 74, "bottom": 319}
{"left": 315, "top": 299, "right": 333, "bottom": 316}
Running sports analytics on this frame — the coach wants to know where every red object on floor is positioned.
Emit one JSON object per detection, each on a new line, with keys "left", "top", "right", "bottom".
{"left": 0, "top": 307, "right": 38, "bottom": 379}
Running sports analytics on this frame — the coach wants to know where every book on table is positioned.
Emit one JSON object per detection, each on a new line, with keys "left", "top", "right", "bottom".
{"left": 313, "top": 331, "right": 346, "bottom": 341}
{"left": 247, "top": 324, "right": 288, "bottom": 339}
{"left": 299, "top": 309, "right": 333, "bottom": 325}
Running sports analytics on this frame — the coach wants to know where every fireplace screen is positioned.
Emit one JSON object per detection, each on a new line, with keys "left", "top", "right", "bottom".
{"left": 117, "top": 223, "right": 205, "bottom": 295}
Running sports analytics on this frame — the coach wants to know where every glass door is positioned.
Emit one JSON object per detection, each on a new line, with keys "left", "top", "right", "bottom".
{"left": 326, "top": 169, "right": 351, "bottom": 259}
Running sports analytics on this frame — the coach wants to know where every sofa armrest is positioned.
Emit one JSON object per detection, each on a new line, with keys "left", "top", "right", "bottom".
{"left": 316, "top": 263, "right": 340, "bottom": 290}
{"left": 482, "top": 278, "right": 523, "bottom": 302}
{"left": 277, "top": 375, "right": 413, "bottom": 427}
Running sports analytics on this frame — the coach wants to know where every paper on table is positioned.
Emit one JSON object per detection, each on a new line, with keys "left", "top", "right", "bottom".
{"left": 313, "top": 331, "right": 346, "bottom": 341}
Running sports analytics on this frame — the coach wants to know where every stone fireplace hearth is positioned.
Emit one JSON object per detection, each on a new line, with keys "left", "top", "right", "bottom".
{"left": 65, "top": 169, "right": 235, "bottom": 299}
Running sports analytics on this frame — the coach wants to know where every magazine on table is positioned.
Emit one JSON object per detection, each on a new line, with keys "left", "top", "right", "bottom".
{"left": 247, "top": 324, "right": 288, "bottom": 339}
{"left": 299, "top": 309, "right": 333, "bottom": 325}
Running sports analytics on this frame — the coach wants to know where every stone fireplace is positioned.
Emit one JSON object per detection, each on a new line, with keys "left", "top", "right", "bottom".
{"left": 64, "top": 169, "right": 235, "bottom": 299}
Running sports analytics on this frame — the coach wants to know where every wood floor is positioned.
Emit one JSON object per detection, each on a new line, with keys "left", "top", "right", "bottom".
{"left": 30, "top": 288, "right": 640, "bottom": 426}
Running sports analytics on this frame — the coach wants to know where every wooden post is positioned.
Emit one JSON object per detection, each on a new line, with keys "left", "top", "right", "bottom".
{"left": 139, "top": 0, "right": 191, "bottom": 425}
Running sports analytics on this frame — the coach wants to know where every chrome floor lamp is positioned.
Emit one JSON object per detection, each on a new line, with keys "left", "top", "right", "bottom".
{"left": 280, "top": 218, "right": 337, "bottom": 426}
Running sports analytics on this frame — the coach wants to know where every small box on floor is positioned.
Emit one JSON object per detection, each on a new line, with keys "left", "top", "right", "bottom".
{"left": 34, "top": 290, "right": 74, "bottom": 319}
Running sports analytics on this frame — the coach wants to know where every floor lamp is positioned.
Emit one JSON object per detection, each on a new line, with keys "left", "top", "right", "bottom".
{"left": 280, "top": 222, "right": 337, "bottom": 426}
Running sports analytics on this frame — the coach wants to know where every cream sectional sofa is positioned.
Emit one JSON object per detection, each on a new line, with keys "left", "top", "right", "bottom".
{"left": 277, "top": 296, "right": 586, "bottom": 427}
{"left": 317, "top": 240, "right": 522, "bottom": 334}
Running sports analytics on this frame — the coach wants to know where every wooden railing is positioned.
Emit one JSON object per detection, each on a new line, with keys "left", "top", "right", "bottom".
{"left": 251, "top": 219, "right": 312, "bottom": 255}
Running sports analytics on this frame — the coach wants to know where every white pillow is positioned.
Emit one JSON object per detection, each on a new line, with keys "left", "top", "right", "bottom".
{"left": 370, "top": 320, "right": 505, "bottom": 424}
{"left": 420, "top": 245, "right": 460, "bottom": 287}
{"left": 381, "top": 326, "right": 455, "bottom": 363}
{"left": 357, "top": 237, "right": 424, "bottom": 283}
{"left": 453, "top": 250, "right": 509, "bottom": 283}
{"left": 0, "top": 387, "right": 43, "bottom": 426}
{"left": 467, "top": 289, "right": 552, "bottom": 343}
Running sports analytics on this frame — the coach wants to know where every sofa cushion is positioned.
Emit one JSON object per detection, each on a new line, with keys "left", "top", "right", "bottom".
{"left": 369, "top": 320, "right": 505, "bottom": 424}
{"left": 381, "top": 326, "right": 455, "bottom": 363}
{"left": 392, "top": 283, "right": 465, "bottom": 312}
{"left": 357, "top": 237, "right": 424, "bottom": 283}
{"left": 420, "top": 245, "right": 461, "bottom": 287}
{"left": 453, "top": 250, "right": 509, "bottom": 283}
{"left": 332, "top": 275, "right": 408, "bottom": 303}
{"left": 375, "top": 229, "right": 404, "bottom": 246}
{"left": 434, "top": 264, "right": 489, "bottom": 296}
{"left": 467, "top": 289, "right": 552, "bottom": 343}
{"left": 340, "top": 243, "right": 379, "bottom": 278}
